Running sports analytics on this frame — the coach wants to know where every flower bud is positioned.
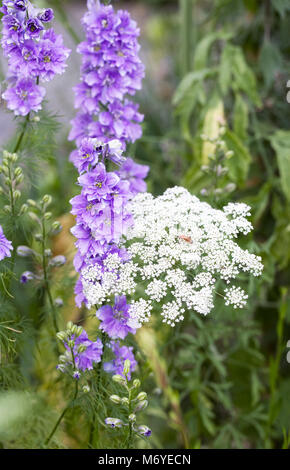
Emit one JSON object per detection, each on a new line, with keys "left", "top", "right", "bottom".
{"left": 3, "top": 205, "right": 11, "bottom": 214}
{"left": 121, "top": 397, "right": 129, "bottom": 406}
{"left": 226, "top": 150, "right": 234, "bottom": 159}
{"left": 20, "top": 271, "right": 35, "bottom": 284}
{"left": 123, "top": 359, "right": 131, "bottom": 376}
{"left": 34, "top": 233, "right": 43, "bottom": 242}
{"left": 129, "top": 413, "right": 136, "bottom": 422}
{"left": 13, "top": 189, "right": 21, "bottom": 200}
{"left": 51, "top": 221, "right": 62, "bottom": 235}
{"left": 58, "top": 354, "right": 67, "bottom": 363}
{"left": 54, "top": 297, "right": 64, "bottom": 308}
{"left": 44, "top": 249, "right": 52, "bottom": 257}
{"left": 27, "top": 199, "right": 37, "bottom": 207}
{"left": 19, "top": 203, "right": 28, "bottom": 215}
{"left": 66, "top": 321, "right": 74, "bottom": 331}
{"left": 14, "top": 167, "right": 22, "bottom": 177}
{"left": 109, "top": 394, "right": 121, "bottom": 404}
{"left": 28, "top": 212, "right": 40, "bottom": 224}
{"left": 83, "top": 385, "right": 90, "bottom": 393}
{"left": 134, "top": 400, "right": 148, "bottom": 412}
{"left": 67, "top": 339, "right": 74, "bottom": 349}
{"left": 138, "top": 425, "right": 152, "bottom": 437}
{"left": 44, "top": 212, "right": 52, "bottom": 220}
{"left": 77, "top": 344, "right": 87, "bottom": 354}
{"left": 15, "top": 174, "right": 23, "bottom": 185}
{"left": 49, "top": 255, "right": 66, "bottom": 267}
{"left": 56, "top": 331, "right": 67, "bottom": 341}
{"left": 105, "top": 417, "right": 123, "bottom": 428}
{"left": 112, "top": 374, "right": 127, "bottom": 386}
{"left": 225, "top": 183, "right": 236, "bottom": 193}
{"left": 17, "top": 245, "right": 35, "bottom": 257}
{"left": 137, "top": 392, "right": 147, "bottom": 402}
{"left": 132, "top": 379, "right": 141, "bottom": 389}
{"left": 42, "top": 195, "right": 52, "bottom": 205}
{"left": 75, "top": 326, "right": 83, "bottom": 337}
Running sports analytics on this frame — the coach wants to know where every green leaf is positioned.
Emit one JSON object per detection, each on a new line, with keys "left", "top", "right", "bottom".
{"left": 220, "top": 44, "right": 261, "bottom": 105}
{"left": 270, "top": 130, "right": 290, "bottom": 202}
{"left": 172, "top": 68, "right": 214, "bottom": 108}
{"left": 233, "top": 94, "right": 249, "bottom": 141}
{"left": 193, "top": 31, "right": 232, "bottom": 71}
{"left": 224, "top": 128, "right": 252, "bottom": 184}
{"left": 259, "top": 41, "right": 282, "bottom": 89}
{"left": 272, "top": 0, "right": 290, "bottom": 17}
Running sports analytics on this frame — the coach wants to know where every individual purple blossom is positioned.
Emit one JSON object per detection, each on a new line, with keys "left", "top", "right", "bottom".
{"left": 38, "top": 8, "right": 54, "bottom": 23}
{"left": 138, "top": 425, "right": 152, "bottom": 437}
{"left": 36, "top": 29, "right": 70, "bottom": 81}
{"left": 118, "top": 158, "right": 149, "bottom": 195}
{"left": 2, "top": 77, "right": 45, "bottom": 116}
{"left": 26, "top": 17, "right": 44, "bottom": 36}
{"left": 97, "top": 295, "right": 140, "bottom": 340}
{"left": 103, "top": 341, "right": 137, "bottom": 380}
{"left": 20, "top": 271, "right": 35, "bottom": 284}
{"left": 0, "top": 226, "right": 13, "bottom": 261}
{"left": 14, "top": 1, "right": 27, "bottom": 12}
{"left": 71, "top": 330, "right": 103, "bottom": 371}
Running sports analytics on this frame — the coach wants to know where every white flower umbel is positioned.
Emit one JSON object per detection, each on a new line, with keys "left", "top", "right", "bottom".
{"left": 82, "top": 187, "right": 263, "bottom": 326}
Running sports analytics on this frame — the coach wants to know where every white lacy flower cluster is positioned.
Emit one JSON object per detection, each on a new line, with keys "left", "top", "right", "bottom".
{"left": 82, "top": 187, "right": 263, "bottom": 326}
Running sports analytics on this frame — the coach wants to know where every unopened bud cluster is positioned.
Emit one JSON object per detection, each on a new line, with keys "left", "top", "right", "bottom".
{"left": 0, "top": 151, "right": 27, "bottom": 217}
{"left": 105, "top": 360, "right": 151, "bottom": 439}
{"left": 200, "top": 124, "right": 236, "bottom": 201}
{"left": 16, "top": 194, "right": 65, "bottom": 290}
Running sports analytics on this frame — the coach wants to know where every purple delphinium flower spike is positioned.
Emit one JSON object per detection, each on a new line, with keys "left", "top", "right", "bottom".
{"left": 0, "top": 226, "right": 13, "bottom": 261}
{"left": 69, "top": 1, "right": 149, "bottom": 307}
{"left": 1, "top": 1, "right": 70, "bottom": 116}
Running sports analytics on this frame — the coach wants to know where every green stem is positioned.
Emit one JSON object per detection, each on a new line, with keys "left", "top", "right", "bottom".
{"left": 266, "top": 288, "right": 288, "bottom": 447}
{"left": 89, "top": 331, "right": 107, "bottom": 448}
{"left": 41, "top": 218, "right": 59, "bottom": 333}
{"left": 44, "top": 380, "right": 79, "bottom": 447}
{"left": 13, "top": 114, "right": 30, "bottom": 154}
{"left": 179, "top": 0, "right": 194, "bottom": 76}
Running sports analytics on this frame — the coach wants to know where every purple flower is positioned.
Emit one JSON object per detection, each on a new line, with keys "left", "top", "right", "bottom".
{"left": 72, "top": 137, "right": 102, "bottom": 173}
{"left": 78, "top": 163, "right": 120, "bottom": 200}
{"left": 26, "top": 17, "right": 44, "bottom": 37}
{"left": 97, "top": 295, "right": 140, "bottom": 340}
{"left": 118, "top": 158, "right": 149, "bottom": 195}
{"left": 69, "top": 1, "right": 147, "bottom": 307}
{"left": 138, "top": 425, "right": 152, "bottom": 437}
{"left": 103, "top": 341, "right": 137, "bottom": 380}
{"left": 0, "top": 226, "right": 13, "bottom": 261}
{"left": 2, "top": 78, "right": 45, "bottom": 116}
{"left": 36, "top": 29, "right": 70, "bottom": 81}
{"left": 1, "top": 1, "right": 70, "bottom": 115}
{"left": 73, "top": 330, "right": 103, "bottom": 371}
{"left": 38, "top": 8, "right": 54, "bottom": 23}
{"left": 14, "top": 1, "right": 27, "bottom": 12}
{"left": 20, "top": 271, "right": 34, "bottom": 284}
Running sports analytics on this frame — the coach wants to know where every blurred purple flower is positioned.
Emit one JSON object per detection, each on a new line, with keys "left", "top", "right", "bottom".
{"left": 103, "top": 341, "right": 137, "bottom": 380}
{"left": 0, "top": 226, "right": 13, "bottom": 261}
